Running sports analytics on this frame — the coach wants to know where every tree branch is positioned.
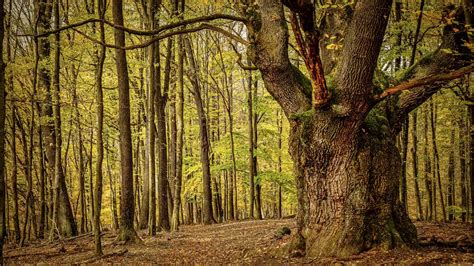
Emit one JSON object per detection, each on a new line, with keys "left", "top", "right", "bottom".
{"left": 288, "top": 7, "right": 330, "bottom": 108}
{"left": 18, "top": 14, "right": 246, "bottom": 38}
{"left": 375, "top": 64, "right": 474, "bottom": 101}
{"left": 73, "top": 23, "right": 247, "bottom": 50}
{"left": 230, "top": 43, "right": 257, "bottom": 70}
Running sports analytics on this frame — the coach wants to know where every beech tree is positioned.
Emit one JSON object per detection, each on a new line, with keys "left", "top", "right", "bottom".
{"left": 0, "top": 0, "right": 6, "bottom": 260}
{"left": 113, "top": 0, "right": 138, "bottom": 242}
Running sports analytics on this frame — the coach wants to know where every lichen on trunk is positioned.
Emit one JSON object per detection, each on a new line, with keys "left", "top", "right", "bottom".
{"left": 287, "top": 110, "right": 417, "bottom": 257}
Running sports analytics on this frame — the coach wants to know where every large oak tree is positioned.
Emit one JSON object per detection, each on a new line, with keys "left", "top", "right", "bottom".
{"left": 237, "top": 0, "right": 472, "bottom": 258}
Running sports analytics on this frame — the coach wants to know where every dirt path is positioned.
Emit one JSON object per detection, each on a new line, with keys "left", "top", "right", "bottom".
{"left": 4, "top": 219, "right": 473, "bottom": 264}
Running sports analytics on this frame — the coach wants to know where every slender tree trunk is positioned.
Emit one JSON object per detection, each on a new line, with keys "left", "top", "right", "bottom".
{"left": 184, "top": 38, "right": 215, "bottom": 224}
{"left": 113, "top": 0, "right": 138, "bottom": 242}
{"left": 411, "top": 112, "right": 423, "bottom": 220}
{"left": 72, "top": 66, "right": 86, "bottom": 234}
{"left": 93, "top": 0, "right": 106, "bottom": 255}
{"left": 50, "top": 0, "right": 77, "bottom": 239}
{"left": 400, "top": 118, "right": 409, "bottom": 211}
{"left": 459, "top": 115, "right": 467, "bottom": 222}
{"left": 11, "top": 108, "right": 20, "bottom": 242}
{"left": 0, "top": 0, "right": 6, "bottom": 257}
{"left": 253, "top": 81, "right": 262, "bottom": 220}
{"left": 106, "top": 135, "right": 119, "bottom": 230}
{"left": 408, "top": 0, "right": 424, "bottom": 221}
{"left": 247, "top": 61, "right": 255, "bottom": 220}
{"left": 17, "top": 118, "right": 31, "bottom": 245}
{"left": 144, "top": 0, "right": 158, "bottom": 234}
{"left": 447, "top": 127, "right": 455, "bottom": 221}
{"left": 88, "top": 126, "right": 94, "bottom": 230}
{"left": 171, "top": 0, "right": 185, "bottom": 231}
{"left": 423, "top": 107, "right": 433, "bottom": 220}
{"left": 157, "top": 23, "right": 172, "bottom": 233}
{"left": 277, "top": 110, "right": 283, "bottom": 219}
{"left": 430, "top": 101, "right": 446, "bottom": 222}
{"left": 469, "top": 94, "right": 474, "bottom": 225}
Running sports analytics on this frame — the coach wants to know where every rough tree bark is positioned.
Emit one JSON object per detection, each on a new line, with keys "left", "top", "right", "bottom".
{"left": 238, "top": 0, "right": 471, "bottom": 257}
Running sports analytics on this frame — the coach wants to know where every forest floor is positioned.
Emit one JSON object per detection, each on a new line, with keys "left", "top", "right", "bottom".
{"left": 3, "top": 219, "right": 474, "bottom": 264}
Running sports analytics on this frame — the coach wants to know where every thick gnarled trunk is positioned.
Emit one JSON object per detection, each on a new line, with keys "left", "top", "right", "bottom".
{"left": 239, "top": 0, "right": 470, "bottom": 258}
{"left": 288, "top": 113, "right": 417, "bottom": 257}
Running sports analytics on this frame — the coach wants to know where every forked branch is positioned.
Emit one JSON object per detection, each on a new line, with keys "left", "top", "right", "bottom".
{"left": 286, "top": 4, "right": 330, "bottom": 108}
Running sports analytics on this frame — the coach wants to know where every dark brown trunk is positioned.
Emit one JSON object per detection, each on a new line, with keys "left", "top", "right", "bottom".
{"left": 447, "top": 127, "right": 455, "bottom": 221}
{"left": 253, "top": 81, "right": 262, "bottom": 220}
{"left": 247, "top": 59, "right": 255, "bottom": 219}
{"left": 459, "top": 115, "right": 467, "bottom": 222}
{"left": 113, "top": 0, "right": 138, "bottom": 242}
{"left": 411, "top": 112, "right": 423, "bottom": 220}
{"left": 400, "top": 118, "right": 408, "bottom": 212}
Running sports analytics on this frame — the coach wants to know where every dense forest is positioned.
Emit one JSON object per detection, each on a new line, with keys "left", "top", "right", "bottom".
{"left": 0, "top": 0, "right": 472, "bottom": 263}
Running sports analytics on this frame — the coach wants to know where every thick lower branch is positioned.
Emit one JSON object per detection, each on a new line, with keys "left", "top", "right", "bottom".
{"left": 375, "top": 64, "right": 474, "bottom": 101}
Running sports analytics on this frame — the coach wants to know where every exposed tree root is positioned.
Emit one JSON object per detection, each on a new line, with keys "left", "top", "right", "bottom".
{"left": 419, "top": 235, "right": 474, "bottom": 251}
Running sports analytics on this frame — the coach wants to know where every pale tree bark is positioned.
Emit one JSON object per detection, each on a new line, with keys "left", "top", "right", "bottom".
{"left": 10, "top": 108, "right": 20, "bottom": 242}
{"left": 113, "top": 0, "right": 138, "bottom": 242}
{"left": 93, "top": 0, "right": 106, "bottom": 255}
{"left": 50, "top": 0, "right": 77, "bottom": 239}
{"left": 0, "top": 0, "right": 6, "bottom": 258}
{"left": 184, "top": 37, "right": 215, "bottom": 224}
{"left": 145, "top": 0, "right": 159, "bottom": 235}
{"left": 158, "top": 20, "right": 172, "bottom": 233}
{"left": 171, "top": 0, "right": 185, "bottom": 232}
